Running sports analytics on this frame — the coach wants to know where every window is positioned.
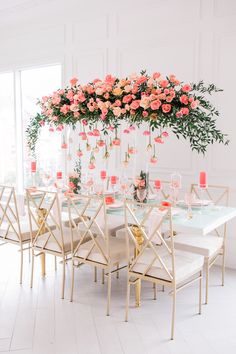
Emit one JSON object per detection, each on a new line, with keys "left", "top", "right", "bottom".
{"left": 0, "top": 64, "right": 62, "bottom": 189}
{"left": 21, "top": 65, "right": 62, "bottom": 186}
{"left": 0, "top": 72, "right": 16, "bottom": 184}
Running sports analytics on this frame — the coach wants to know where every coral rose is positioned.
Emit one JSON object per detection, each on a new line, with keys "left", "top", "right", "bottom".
{"left": 70, "top": 77, "right": 78, "bottom": 86}
{"left": 180, "top": 95, "right": 188, "bottom": 105}
{"left": 182, "top": 84, "right": 192, "bottom": 92}
{"left": 130, "top": 100, "right": 140, "bottom": 110}
{"left": 150, "top": 99, "right": 161, "bottom": 110}
{"left": 181, "top": 107, "right": 189, "bottom": 115}
{"left": 159, "top": 80, "right": 169, "bottom": 88}
{"left": 162, "top": 104, "right": 172, "bottom": 113}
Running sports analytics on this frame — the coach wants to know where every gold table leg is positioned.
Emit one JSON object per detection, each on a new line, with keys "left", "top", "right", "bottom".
{"left": 41, "top": 253, "right": 46, "bottom": 277}
{"left": 132, "top": 225, "right": 144, "bottom": 308}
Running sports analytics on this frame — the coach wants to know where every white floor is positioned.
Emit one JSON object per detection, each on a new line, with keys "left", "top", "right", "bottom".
{"left": 0, "top": 245, "right": 236, "bottom": 354}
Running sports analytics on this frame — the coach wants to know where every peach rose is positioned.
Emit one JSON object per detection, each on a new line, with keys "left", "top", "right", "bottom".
{"left": 182, "top": 84, "right": 192, "bottom": 92}
{"left": 113, "top": 87, "right": 123, "bottom": 96}
{"left": 190, "top": 100, "right": 199, "bottom": 109}
{"left": 123, "top": 94, "right": 132, "bottom": 104}
{"left": 181, "top": 107, "right": 189, "bottom": 115}
{"left": 180, "top": 95, "right": 188, "bottom": 105}
{"left": 140, "top": 96, "right": 150, "bottom": 109}
{"left": 130, "top": 100, "right": 140, "bottom": 110}
{"left": 162, "top": 104, "right": 172, "bottom": 113}
{"left": 113, "top": 107, "right": 122, "bottom": 116}
{"left": 150, "top": 99, "right": 161, "bottom": 110}
{"left": 159, "top": 80, "right": 169, "bottom": 88}
{"left": 124, "top": 85, "right": 132, "bottom": 93}
{"left": 70, "top": 77, "right": 78, "bottom": 86}
{"left": 153, "top": 72, "right": 161, "bottom": 80}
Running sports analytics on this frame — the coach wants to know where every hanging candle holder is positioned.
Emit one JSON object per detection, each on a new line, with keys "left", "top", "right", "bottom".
{"left": 88, "top": 152, "right": 96, "bottom": 170}
{"left": 109, "top": 137, "right": 113, "bottom": 150}
{"left": 61, "top": 134, "right": 68, "bottom": 149}
{"left": 146, "top": 134, "right": 152, "bottom": 152}
{"left": 128, "top": 144, "right": 137, "bottom": 155}
{"left": 150, "top": 145, "right": 158, "bottom": 164}
{"left": 103, "top": 143, "right": 110, "bottom": 160}
{"left": 76, "top": 145, "right": 83, "bottom": 157}
{"left": 122, "top": 152, "right": 129, "bottom": 168}
{"left": 86, "top": 141, "right": 91, "bottom": 151}
{"left": 113, "top": 128, "right": 121, "bottom": 146}
{"left": 97, "top": 139, "right": 105, "bottom": 147}
{"left": 170, "top": 171, "right": 182, "bottom": 206}
{"left": 93, "top": 140, "right": 99, "bottom": 153}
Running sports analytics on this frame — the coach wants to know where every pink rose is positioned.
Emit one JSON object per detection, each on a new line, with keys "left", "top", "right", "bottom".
{"left": 70, "top": 77, "right": 78, "bottom": 86}
{"left": 46, "top": 109, "right": 53, "bottom": 116}
{"left": 113, "top": 107, "right": 122, "bottom": 116}
{"left": 104, "top": 92, "right": 110, "bottom": 99}
{"left": 154, "top": 137, "right": 164, "bottom": 144}
{"left": 153, "top": 72, "right": 161, "bottom": 80}
{"left": 124, "top": 85, "right": 132, "bottom": 93}
{"left": 150, "top": 156, "right": 158, "bottom": 164}
{"left": 52, "top": 95, "right": 61, "bottom": 105}
{"left": 190, "top": 100, "right": 199, "bottom": 109}
{"left": 143, "top": 130, "right": 150, "bottom": 136}
{"left": 166, "top": 96, "right": 173, "bottom": 103}
{"left": 49, "top": 127, "right": 54, "bottom": 132}
{"left": 162, "top": 131, "right": 169, "bottom": 138}
{"left": 114, "top": 99, "right": 122, "bottom": 107}
{"left": 82, "top": 119, "right": 88, "bottom": 125}
{"left": 77, "top": 93, "right": 86, "bottom": 102}
{"left": 60, "top": 105, "right": 69, "bottom": 114}
{"left": 159, "top": 80, "right": 169, "bottom": 88}
{"left": 130, "top": 100, "right": 140, "bottom": 110}
{"left": 176, "top": 111, "right": 183, "bottom": 118}
{"left": 132, "top": 85, "right": 139, "bottom": 94}
{"left": 66, "top": 90, "right": 74, "bottom": 101}
{"left": 105, "top": 74, "right": 116, "bottom": 84}
{"left": 74, "top": 112, "right": 80, "bottom": 118}
{"left": 162, "top": 104, "right": 172, "bottom": 113}
{"left": 39, "top": 120, "right": 45, "bottom": 126}
{"left": 122, "top": 94, "right": 133, "bottom": 104}
{"left": 123, "top": 129, "right": 130, "bottom": 134}
{"left": 51, "top": 115, "right": 58, "bottom": 121}
{"left": 150, "top": 99, "right": 161, "bottom": 110}
{"left": 182, "top": 84, "right": 192, "bottom": 92}
{"left": 180, "top": 95, "right": 188, "bottom": 105}
{"left": 136, "top": 76, "right": 147, "bottom": 85}
{"left": 181, "top": 107, "right": 189, "bottom": 115}
{"left": 142, "top": 111, "right": 148, "bottom": 118}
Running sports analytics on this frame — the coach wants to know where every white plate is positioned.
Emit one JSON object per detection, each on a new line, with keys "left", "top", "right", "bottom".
{"left": 107, "top": 201, "right": 124, "bottom": 209}
{"left": 177, "top": 199, "right": 213, "bottom": 207}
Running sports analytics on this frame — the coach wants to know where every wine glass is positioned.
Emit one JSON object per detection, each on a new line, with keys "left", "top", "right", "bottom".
{"left": 184, "top": 192, "right": 194, "bottom": 219}
{"left": 120, "top": 176, "right": 129, "bottom": 198}
{"left": 137, "top": 188, "right": 147, "bottom": 204}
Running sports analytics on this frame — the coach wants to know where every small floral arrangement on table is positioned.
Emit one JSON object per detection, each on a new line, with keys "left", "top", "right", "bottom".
{"left": 133, "top": 170, "right": 149, "bottom": 203}
{"left": 68, "top": 159, "right": 81, "bottom": 194}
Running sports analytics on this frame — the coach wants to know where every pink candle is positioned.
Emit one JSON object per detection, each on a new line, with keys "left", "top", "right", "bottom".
{"left": 31, "top": 161, "right": 36, "bottom": 173}
{"left": 154, "top": 179, "right": 161, "bottom": 189}
{"left": 110, "top": 176, "right": 117, "bottom": 185}
{"left": 100, "top": 170, "right": 107, "bottom": 180}
{"left": 199, "top": 171, "right": 207, "bottom": 188}
{"left": 57, "top": 171, "right": 62, "bottom": 180}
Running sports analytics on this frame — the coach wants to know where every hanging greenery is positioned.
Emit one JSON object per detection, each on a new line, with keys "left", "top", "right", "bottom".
{"left": 26, "top": 70, "right": 229, "bottom": 157}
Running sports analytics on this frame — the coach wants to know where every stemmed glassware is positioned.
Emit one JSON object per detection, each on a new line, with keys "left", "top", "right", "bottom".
{"left": 136, "top": 188, "right": 147, "bottom": 204}
{"left": 184, "top": 192, "right": 194, "bottom": 219}
{"left": 120, "top": 176, "right": 129, "bottom": 199}
{"left": 170, "top": 172, "right": 182, "bottom": 206}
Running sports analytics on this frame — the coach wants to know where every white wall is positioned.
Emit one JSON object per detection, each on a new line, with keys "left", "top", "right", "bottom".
{"left": 0, "top": 0, "right": 236, "bottom": 267}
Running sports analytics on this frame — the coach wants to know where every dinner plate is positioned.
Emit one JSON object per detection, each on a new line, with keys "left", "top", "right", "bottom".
{"left": 177, "top": 199, "right": 213, "bottom": 207}
{"left": 107, "top": 201, "right": 124, "bottom": 209}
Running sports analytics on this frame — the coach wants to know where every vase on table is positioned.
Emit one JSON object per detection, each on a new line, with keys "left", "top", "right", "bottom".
{"left": 133, "top": 170, "right": 149, "bottom": 203}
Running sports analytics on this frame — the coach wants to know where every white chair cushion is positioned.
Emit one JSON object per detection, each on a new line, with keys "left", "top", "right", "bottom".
{"left": 33, "top": 227, "right": 89, "bottom": 254}
{"left": 74, "top": 234, "right": 133, "bottom": 265}
{"left": 0, "top": 217, "right": 55, "bottom": 243}
{"left": 171, "top": 233, "right": 223, "bottom": 258}
{"left": 76, "top": 214, "right": 124, "bottom": 237}
{"left": 132, "top": 246, "right": 204, "bottom": 284}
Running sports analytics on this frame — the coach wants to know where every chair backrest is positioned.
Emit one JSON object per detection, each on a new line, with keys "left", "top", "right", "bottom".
{"left": 190, "top": 184, "right": 229, "bottom": 206}
{"left": 26, "top": 189, "right": 65, "bottom": 254}
{"left": 124, "top": 199, "right": 176, "bottom": 283}
{"left": 67, "top": 194, "right": 110, "bottom": 265}
{"left": 0, "top": 185, "right": 22, "bottom": 243}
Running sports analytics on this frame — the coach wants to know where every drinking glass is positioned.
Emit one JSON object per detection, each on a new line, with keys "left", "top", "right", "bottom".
{"left": 136, "top": 188, "right": 147, "bottom": 204}
{"left": 184, "top": 192, "right": 194, "bottom": 219}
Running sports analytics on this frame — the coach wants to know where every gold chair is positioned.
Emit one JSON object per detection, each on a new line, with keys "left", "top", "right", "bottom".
{"left": 173, "top": 184, "right": 229, "bottom": 304}
{"left": 26, "top": 189, "right": 89, "bottom": 299}
{"left": 0, "top": 185, "right": 40, "bottom": 283}
{"left": 68, "top": 194, "right": 131, "bottom": 315}
{"left": 124, "top": 200, "right": 204, "bottom": 340}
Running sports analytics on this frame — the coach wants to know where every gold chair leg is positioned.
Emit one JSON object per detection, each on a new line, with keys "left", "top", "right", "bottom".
{"left": 20, "top": 247, "right": 23, "bottom": 284}
{"left": 102, "top": 269, "right": 105, "bottom": 284}
{"left": 222, "top": 248, "right": 225, "bottom": 286}
{"left": 153, "top": 283, "right": 157, "bottom": 300}
{"left": 171, "top": 288, "right": 176, "bottom": 340}
{"left": 28, "top": 245, "right": 31, "bottom": 263}
{"left": 199, "top": 271, "right": 202, "bottom": 315}
{"left": 30, "top": 249, "right": 34, "bottom": 288}
{"left": 162, "top": 285, "right": 164, "bottom": 292}
{"left": 205, "top": 259, "right": 209, "bottom": 304}
{"left": 125, "top": 279, "right": 130, "bottom": 322}
{"left": 116, "top": 263, "right": 119, "bottom": 279}
{"left": 106, "top": 271, "right": 111, "bottom": 316}
{"left": 61, "top": 258, "right": 66, "bottom": 299}
{"left": 94, "top": 266, "right": 97, "bottom": 282}
{"left": 70, "top": 259, "right": 75, "bottom": 302}
{"left": 54, "top": 256, "right": 57, "bottom": 271}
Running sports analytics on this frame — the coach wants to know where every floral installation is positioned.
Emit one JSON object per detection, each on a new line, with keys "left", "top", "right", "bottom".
{"left": 26, "top": 70, "right": 228, "bottom": 159}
